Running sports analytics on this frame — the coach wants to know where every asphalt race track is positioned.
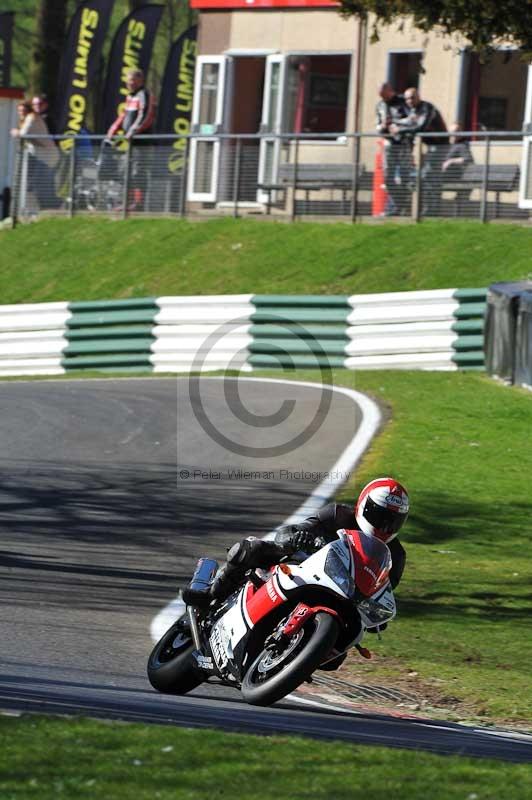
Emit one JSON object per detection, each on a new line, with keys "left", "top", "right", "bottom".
{"left": 0, "top": 377, "right": 531, "bottom": 763}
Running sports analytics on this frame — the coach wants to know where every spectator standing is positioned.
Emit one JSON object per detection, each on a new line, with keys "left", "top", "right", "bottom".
{"left": 11, "top": 99, "right": 60, "bottom": 211}
{"left": 107, "top": 68, "right": 156, "bottom": 211}
{"left": 10, "top": 100, "right": 30, "bottom": 136}
{"left": 31, "top": 94, "right": 57, "bottom": 137}
{"left": 375, "top": 82, "right": 410, "bottom": 215}
{"left": 390, "top": 88, "right": 449, "bottom": 216}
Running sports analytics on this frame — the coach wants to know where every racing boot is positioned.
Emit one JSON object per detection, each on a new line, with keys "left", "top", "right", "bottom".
{"left": 210, "top": 537, "right": 284, "bottom": 604}
{"left": 210, "top": 561, "right": 248, "bottom": 603}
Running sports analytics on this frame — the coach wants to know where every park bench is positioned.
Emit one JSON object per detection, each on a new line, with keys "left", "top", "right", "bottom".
{"left": 257, "top": 162, "right": 374, "bottom": 214}
{"left": 441, "top": 163, "right": 520, "bottom": 217}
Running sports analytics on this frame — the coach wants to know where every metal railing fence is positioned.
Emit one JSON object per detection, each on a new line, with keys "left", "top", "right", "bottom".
{"left": 8, "top": 131, "right": 528, "bottom": 224}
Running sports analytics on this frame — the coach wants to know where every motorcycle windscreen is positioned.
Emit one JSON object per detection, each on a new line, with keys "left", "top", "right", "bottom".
{"left": 347, "top": 529, "right": 392, "bottom": 596}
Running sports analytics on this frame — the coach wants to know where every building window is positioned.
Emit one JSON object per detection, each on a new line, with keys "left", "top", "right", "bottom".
{"left": 387, "top": 51, "right": 423, "bottom": 92}
{"left": 285, "top": 54, "right": 351, "bottom": 135}
{"left": 463, "top": 50, "right": 527, "bottom": 132}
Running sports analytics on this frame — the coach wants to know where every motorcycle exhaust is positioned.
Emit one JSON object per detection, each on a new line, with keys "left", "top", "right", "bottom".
{"left": 188, "top": 558, "right": 219, "bottom": 595}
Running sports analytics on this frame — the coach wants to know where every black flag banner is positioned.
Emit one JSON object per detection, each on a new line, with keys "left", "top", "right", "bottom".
{"left": 55, "top": 0, "right": 115, "bottom": 152}
{"left": 0, "top": 12, "right": 14, "bottom": 87}
{"left": 156, "top": 25, "right": 198, "bottom": 175}
{"left": 101, "top": 4, "right": 163, "bottom": 134}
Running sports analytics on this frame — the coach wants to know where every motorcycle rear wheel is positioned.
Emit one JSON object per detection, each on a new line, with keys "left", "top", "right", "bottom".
{"left": 241, "top": 611, "right": 339, "bottom": 706}
{"left": 147, "top": 618, "right": 203, "bottom": 694}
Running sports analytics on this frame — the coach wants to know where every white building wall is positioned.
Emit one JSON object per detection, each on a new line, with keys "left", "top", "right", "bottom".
{"left": 0, "top": 94, "right": 21, "bottom": 201}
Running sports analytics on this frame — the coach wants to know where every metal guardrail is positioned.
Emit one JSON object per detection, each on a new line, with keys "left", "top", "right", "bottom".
{"left": 8, "top": 131, "right": 528, "bottom": 224}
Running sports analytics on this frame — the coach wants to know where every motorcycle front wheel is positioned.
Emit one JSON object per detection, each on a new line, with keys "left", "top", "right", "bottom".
{"left": 147, "top": 618, "right": 203, "bottom": 694}
{"left": 241, "top": 611, "right": 339, "bottom": 706}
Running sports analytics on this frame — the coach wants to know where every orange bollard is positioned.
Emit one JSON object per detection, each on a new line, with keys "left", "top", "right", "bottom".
{"left": 372, "top": 138, "right": 388, "bottom": 216}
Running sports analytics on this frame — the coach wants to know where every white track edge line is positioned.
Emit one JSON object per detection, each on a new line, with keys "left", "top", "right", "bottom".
{"left": 150, "top": 376, "right": 381, "bottom": 641}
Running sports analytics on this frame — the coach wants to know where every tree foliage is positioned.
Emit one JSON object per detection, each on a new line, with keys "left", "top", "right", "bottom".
{"left": 29, "top": 0, "right": 70, "bottom": 105}
{"left": 339, "top": 1, "right": 532, "bottom": 54}
{"left": 13, "top": 1, "right": 194, "bottom": 110}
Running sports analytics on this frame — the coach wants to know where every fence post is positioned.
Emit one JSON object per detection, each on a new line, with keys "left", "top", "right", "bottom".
{"left": 480, "top": 135, "right": 491, "bottom": 223}
{"left": 350, "top": 134, "right": 360, "bottom": 223}
{"left": 413, "top": 135, "right": 423, "bottom": 222}
{"left": 291, "top": 136, "right": 300, "bottom": 222}
{"left": 179, "top": 137, "right": 190, "bottom": 218}
{"left": 233, "top": 137, "right": 243, "bottom": 219}
{"left": 11, "top": 137, "right": 24, "bottom": 228}
{"left": 69, "top": 140, "right": 77, "bottom": 219}
{"left": 122, "top": 140, "right": 132, "bottom": 220}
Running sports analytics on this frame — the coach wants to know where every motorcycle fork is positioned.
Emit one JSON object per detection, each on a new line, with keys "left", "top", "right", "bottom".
{"left": 188, "top": 606, "right": 203, "bottom": 650}
{"left": 188, "top": 607, "right": 224, "bottom": 678}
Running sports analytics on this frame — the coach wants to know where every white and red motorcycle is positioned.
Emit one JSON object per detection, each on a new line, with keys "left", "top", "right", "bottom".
{"left": 147, "top": 529, "right": 396, "bottom": 706}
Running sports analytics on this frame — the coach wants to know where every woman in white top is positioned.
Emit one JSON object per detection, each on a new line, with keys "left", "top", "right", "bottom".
{"left": 11, "top": 100, "right": 60, "bottom": 209}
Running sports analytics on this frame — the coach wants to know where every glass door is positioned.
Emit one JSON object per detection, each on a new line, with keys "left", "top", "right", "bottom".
{"left": 257, "top": 55, "right": 286, "bottom": 203}
{"left": 188, "top": 56, "right": 229, "bottom": 202}
{"left": 519, "top": 65, "right": 532, "bottom": 208}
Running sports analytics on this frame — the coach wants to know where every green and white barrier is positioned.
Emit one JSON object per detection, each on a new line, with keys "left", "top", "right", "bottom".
{"left": 151, "top": 295, "right": 253, "bottom": 373}
{"left": 63, "top": 298, "right": 157, "bottom": 372}
{"left": 0, "top": 288, "right": 487, "bottom": 377}
{"left": 0, "top": 302, "right": 70, "bottom": 376}
{"left": 249, "top": 289, "right": 485, "bottom": 370}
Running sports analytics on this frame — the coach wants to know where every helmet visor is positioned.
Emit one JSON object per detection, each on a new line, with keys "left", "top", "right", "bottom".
{"left": 365, "top": 495, "right": 408, "bottom": 535}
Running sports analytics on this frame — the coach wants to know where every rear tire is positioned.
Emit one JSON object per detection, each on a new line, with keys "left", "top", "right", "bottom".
{"left": 241, "top": 611, "right": 339, "bottom": 706}
{"left": 147, "top": 619, "right": 203, "bottom": 694}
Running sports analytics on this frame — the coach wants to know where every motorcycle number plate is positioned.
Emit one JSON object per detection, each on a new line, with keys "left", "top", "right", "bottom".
{"left": 210, "top": 623, "right": 229, "bottom": 669}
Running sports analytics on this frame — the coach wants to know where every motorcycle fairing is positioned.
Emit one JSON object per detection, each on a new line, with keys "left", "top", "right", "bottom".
{"left": 357, "top": 584, "right": 397, "bottom": 628}
{"left": 276, "top": 538, "right": 356, "bottom": 599}
{"left": 245, "top": 571, "right": 287, "bottom": 624}
{"left": 342, "top": 529, "right": 392, "bottom": 596}
{"left": 207, "top": 542, "right": 351, "bottom": 680}
{"left": 208, "top": 584, "right": 253, "bottom": 678}
{"left": 206, "top": 535, "right": 394, "bottom": 680}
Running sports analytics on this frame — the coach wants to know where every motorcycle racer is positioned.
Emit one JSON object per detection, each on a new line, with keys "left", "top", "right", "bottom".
{"left": 207, "top": 477, "right": 409, "bottom": 607}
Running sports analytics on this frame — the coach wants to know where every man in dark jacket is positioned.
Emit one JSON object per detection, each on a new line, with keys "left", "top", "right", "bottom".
{"left": 390, "top": 88, "right": 449, "bottom": 216}
{"left": 376, "top": 82, "right": 410, "bottom": 215}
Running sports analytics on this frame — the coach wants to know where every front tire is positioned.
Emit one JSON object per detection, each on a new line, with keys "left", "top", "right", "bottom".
{"left": 147, "top": 619, "right": 203, "bottom": 694}
{"left": 241, "top": 611, "right": 339, "bottom": 706}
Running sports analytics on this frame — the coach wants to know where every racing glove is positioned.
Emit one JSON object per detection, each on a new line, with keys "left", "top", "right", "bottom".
{"left": 291, "top": 530, "right": 318, "bottom": 552}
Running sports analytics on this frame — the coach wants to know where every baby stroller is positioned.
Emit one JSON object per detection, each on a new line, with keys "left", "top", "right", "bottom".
{"left": 73, "top": 138, "right": 124, "bottom": 212}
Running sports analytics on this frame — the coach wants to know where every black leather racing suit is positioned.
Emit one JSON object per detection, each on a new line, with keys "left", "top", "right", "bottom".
{"left": 209, "top": 502, "right": 406, "bottom": 602}
{"left": 276, "top": 502, "right": 406, "bottom": 589}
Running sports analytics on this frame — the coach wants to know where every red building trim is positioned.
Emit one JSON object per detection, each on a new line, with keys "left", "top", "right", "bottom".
{"left": 0, "top": 88, "right": 24, "bottom": 99}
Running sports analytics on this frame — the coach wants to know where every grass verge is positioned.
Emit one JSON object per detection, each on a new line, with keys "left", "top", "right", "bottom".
{"left": 281, "top": 368, "right": 532, "bottom": 727}
{"left": 1, "top": 217, "right": 532, "bottom": 302}
{"left": 1, "top": 715, "right": 531, "bottom": 800}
